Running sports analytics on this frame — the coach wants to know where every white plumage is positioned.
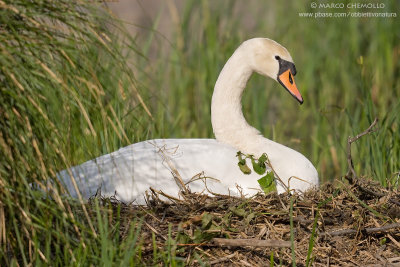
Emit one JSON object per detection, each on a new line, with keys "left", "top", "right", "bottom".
{"left": 58, "top": 38, "right": 319, "bottom": 204}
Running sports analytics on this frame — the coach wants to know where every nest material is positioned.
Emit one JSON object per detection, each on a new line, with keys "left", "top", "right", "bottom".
{"left": 94, "top": 179, "right": 400, "bottom": 266}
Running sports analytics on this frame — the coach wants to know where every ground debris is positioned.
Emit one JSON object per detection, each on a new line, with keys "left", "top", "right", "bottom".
{"left": 91, "top": 181, "right": 400, "bottom": 266}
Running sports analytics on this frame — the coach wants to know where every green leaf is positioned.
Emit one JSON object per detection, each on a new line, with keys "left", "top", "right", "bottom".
{"left": 245, "top": 212, "right": 256, "bottom": 224}
{"left": 237, "top": 153, "right": 251, "bottom": 174}
{"left": 229, "top": 206, "right": 246, "bottom": 217}
{"left": 201, "top": 212, "right": 213, "bottom": 229}
{"left": 193, "top": 229, "right": 205, "bottom": 242}
{"left": 193, "top": 228, "right": 218, "bottom": 243}
{"left": 236, "top": 151, "right": 244, "bottom": 160}
{"left": 238, "top": 161, "right": 251, "bottom": 174}
{"left": 257, "top": 172, "right": 276, "bottom": 193}
{"left": 259, "top": 153, "right": 268, "bottom": 164}
{"left": 236, "top": 151, "right": 246, "bottom": 164}
{"left": 176, "top": 232, "right": 190, "bottom": 245}
{"left": 251, "top": 156, "right": 267, "bottom": 175}
{"left": 270, "top": 251, "right": 274, "bottom": 267}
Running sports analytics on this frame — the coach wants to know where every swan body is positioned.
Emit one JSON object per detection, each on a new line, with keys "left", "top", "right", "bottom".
{"left": 59, "top": 139, "right": 265, "bottom": 202}
{"left": 58, "top": 38, "right": 319, "bottom": 204}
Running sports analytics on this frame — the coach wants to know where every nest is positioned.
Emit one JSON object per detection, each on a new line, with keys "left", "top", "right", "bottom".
{"left": 93, "top": 178, "right": 400, "bottom": 266}
{"left": 88, "top": 119, "right": 400, "bottom": 266}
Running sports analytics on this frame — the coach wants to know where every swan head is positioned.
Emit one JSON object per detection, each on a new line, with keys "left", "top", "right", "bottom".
{"left": 243, "top": 38, "right": 303, "bottom": 104}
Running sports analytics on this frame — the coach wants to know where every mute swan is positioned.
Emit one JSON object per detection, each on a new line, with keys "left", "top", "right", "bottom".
{"left": 58, "top": 38, "right": 319, "bottom": 204}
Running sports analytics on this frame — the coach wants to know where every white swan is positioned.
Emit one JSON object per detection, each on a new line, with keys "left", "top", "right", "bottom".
{"left": 58, "top": 38, "right": 319, "bottom": 204}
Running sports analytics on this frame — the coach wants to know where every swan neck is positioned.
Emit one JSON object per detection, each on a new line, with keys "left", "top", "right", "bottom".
{"left": 211, "top": 49, "right": 265, "bottom": 154}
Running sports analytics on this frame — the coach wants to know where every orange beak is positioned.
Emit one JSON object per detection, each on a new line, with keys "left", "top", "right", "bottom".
{"left": 277, "top": 69, "right": 303, "bottom": 104}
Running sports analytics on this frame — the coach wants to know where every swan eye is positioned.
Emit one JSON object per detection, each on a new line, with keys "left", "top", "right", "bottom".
{"left": 289, "top": 72, "right": 293, "bottom": 84}
{"left": 275, "top": 55, "right": 280, "bottom": 60}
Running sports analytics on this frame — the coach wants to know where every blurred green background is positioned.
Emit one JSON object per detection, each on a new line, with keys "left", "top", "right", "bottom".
{"left": 118, "top": 0, "right": 400, "bottom": 185}
{"left": 1, "top": 0, "right": 399, "bottom": 264}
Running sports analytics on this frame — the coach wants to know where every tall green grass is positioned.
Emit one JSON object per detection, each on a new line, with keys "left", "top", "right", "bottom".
{"left": 0, "top": 0, "right": 399, "bottom": 265}
{"left": 0, "top": 0, "right": 154, "bottom": 264}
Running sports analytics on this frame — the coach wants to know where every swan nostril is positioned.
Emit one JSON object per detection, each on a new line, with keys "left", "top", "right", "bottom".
{"left": 289, "top": 72, "right": 293, "bottom": 84}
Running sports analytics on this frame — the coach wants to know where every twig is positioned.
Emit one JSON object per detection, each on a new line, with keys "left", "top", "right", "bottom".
{"left": 357, "top": 184, "right": 400, "bottom": 207}
{"left": 239, "top": 260, "right": 252, "bottom": 267}
{"left": 320, "top": 222, "right": 400, "bottom": 238}
{"left": 150, "top": 141, "right": 190, "bottom": 194}
{"left": 272, "top": 215, "right": 336, "bottom": 225}
{"left": 289, "top": 195, "right": 296, "bottom": 267}
{"left": 149, "top": 187, "right": 184, "bottom": 203}
{"left": 320, "top": 228, "right": 358, "bottom": 237}
{"left": 387, "top": 234, "right": 400, "bottom": 250}
{"left": 208, "top": 252, "right": 237, "bottom": 265}
{"left": 346, "top": 118, "right": 378, "bottom": 182}
{"left": 144, "top": 221, "right": 167, "bottom": 241}
{"left": 177, "top": 242, "right": 208, "bottom": 246}
{"left": 388, "top": 257, "right": 400, "bottom": 263}
{"left": 265, "top": 155, "right": 289, "bottom": 192}
{"left": 366, "top": 223, "right": 400, "bottom": 234}
{"left": 343, "top": 184, "right": 387, "bottom": 220}
{"left": 211, "top": 238, "right": 291, "bottom": 248}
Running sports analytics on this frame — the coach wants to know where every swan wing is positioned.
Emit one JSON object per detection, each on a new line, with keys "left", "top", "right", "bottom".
{"left": 58, "top": 139, "right": 264, "bottom": 204}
